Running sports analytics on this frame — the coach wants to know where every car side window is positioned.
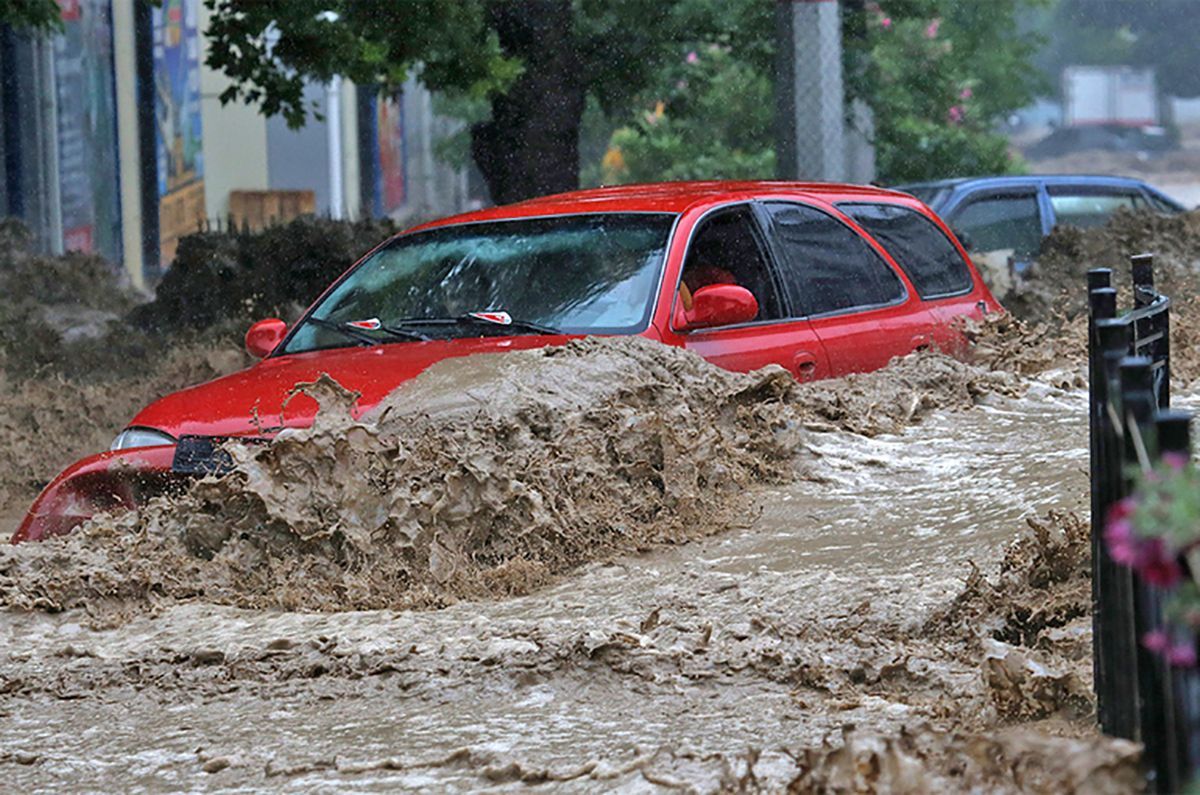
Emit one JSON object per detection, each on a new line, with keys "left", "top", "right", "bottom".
{"left": 679, "top": 205, "right": 784, "bottom": 323}
{"left": 761, "top": 202, "right": 906, "bottom": 317}
{"left": 1145, "top": 191, "right": 1183, "bottom": 213}
{"left": 838, "top": 202, "right": 974, "bottom": 300}
{"left": 950, "top": 193, "right": 1042, "bottom": 258}
{"left": 1047, "top": 187, "right": 1142, "bottom": 229}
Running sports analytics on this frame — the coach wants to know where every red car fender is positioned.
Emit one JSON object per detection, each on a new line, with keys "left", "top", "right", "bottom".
{"left": 12, "top": 445, "right": 179, "bottom": 544}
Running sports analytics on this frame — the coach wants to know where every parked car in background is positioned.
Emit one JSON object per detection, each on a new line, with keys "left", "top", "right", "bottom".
{"left": 895, "top": 175, "right": 1186, "bottom": 269}
{"left": 15, "top": 180, "right": 999, "bottom": 543}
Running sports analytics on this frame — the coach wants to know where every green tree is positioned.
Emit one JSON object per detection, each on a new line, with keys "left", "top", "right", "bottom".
{"left": 597, "top": 0, "right": 1043, "bottom": 185}
{"left": 599, "top": 44, "right": 775, "bottom": 184}
{"left": 203, "top": 0, "right": 735, "bottom": 205}
{"left": 0, "top": 0, "right": 63, "bottom": 31}
{"left": 847, "top": 0, "right": 1045, "bottom": 182}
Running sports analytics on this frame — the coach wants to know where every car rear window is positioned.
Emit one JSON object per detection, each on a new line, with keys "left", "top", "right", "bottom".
{"left": 1047, "top": 187, "right": 1145, "bottom": 229}
{"left": 761, "top": 202, "right": 905, "bottom": 317}
{"left": 838, "top": 202, "right": 973, "bottom": 300}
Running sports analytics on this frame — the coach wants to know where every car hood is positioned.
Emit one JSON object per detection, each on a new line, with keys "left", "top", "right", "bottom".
{"left": 129, "top": 335, "right": 576, "bottom": 439}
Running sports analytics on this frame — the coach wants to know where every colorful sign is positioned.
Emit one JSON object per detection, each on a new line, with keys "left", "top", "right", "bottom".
{"left": 152, "top": 0, "right": 205, "bottom": 266}
{"left": 53, "top": 0, "right": 122, "bottom": 261}
{"left": 367, "top": 91, "right": 406, "bottom": 216}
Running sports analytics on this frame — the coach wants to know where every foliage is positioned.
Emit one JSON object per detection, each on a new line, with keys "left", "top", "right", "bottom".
{"left": 130, "top": 216, "right": 397, "bottom": 334}
{"left": 599, "top": 44, "right": 775, "bottom": 184}
{"left": 203, "top": 0, "right": 519, "bottom": 129}
{"left": 0, "top": 0, "right": 63, "bottom": 32}
{"left": 203, "top": 0, "right": 772, "bottom": 203}
{"left": 1106, "top": 454, "right": 1200, "bottom": 668}
{"left": 845, "top": 0, "right": 1044, "bottom": 183}
{"left": 598, "top": 0, "right": 1042, "bottom": 186}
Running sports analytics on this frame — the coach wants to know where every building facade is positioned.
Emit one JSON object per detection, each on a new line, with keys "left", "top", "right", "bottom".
{"left": 0, "top": 0, "right": 480, "bottom": 289}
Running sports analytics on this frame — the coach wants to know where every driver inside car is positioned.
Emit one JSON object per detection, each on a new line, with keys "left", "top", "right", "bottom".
{"left": 678, "top": 261, "right": 739, "bottom": 311}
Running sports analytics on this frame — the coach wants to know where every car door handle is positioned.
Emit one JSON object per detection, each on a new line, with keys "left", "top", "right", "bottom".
{"left": 793, "top": 351, "right": 818, "bottom": 381}
{"left": 911, "top": 334, "right": 933, "bottom": 352}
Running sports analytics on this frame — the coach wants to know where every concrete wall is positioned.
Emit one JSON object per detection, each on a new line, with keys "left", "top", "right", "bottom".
{"left": 196, "top": 1, "right": 268, "bottom": 222}
{"left": 266, "top": 83, "right": 332, "bottom": 214}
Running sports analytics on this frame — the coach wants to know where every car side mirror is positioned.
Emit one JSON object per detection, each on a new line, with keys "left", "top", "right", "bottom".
{"left": 245, "top": 318, "right": 287, "bottom": 358}
{"left": 679, "top": 284, "right": 759, "bottom": 331}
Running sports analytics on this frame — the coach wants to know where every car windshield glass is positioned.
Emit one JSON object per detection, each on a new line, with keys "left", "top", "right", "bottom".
{"left": 283, "top": 213, "right": 675, "bottom": 353}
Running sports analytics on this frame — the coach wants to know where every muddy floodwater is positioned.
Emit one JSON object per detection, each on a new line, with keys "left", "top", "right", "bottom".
{"left": 2, "top": 369, "right": 1138, "bottom": 792}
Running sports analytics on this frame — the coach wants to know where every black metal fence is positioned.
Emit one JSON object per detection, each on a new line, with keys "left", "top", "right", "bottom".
{"left": 1088, "top": 254, "right": 1199, "bottom": 792}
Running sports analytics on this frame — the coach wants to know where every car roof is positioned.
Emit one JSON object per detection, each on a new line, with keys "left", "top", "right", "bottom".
{"left": 895, "top": 174, "right": 1156, "bottom": 192}
{"left": 407, "top": 180, "right": 917, "bottom": 232}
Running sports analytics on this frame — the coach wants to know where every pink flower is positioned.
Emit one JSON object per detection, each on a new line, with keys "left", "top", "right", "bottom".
{"left": 879, "top": 16, "right": 892, "bottom": 29}
{"left": 1163, "top": 451, "right": 1190, "bottom": 471}
{"left": 1105, "top": 517, "right": 1141, "bottom": 566}
{"left": 1167, "top": 641, "right": 1197, "bottom": 667}
{"left": 1139, "top": 538, "right": 1183, "bottom": 587}
{"left": 1109, "top": 497, "right": 1137, "bottom": 523}
{"left": 686, "top": 51, "right": 699, "bottom": 65}
{"left": 925, "top": 18, "right": 941, "bottom": 38}
{"left": 947, "top": 105, "right": 965, "bottom": 124}
{"left": 959, "top": 87, "right": 973, "bottom": 101}
{"left": 1144, "top": 628, "right": 1171, "bottom": 652}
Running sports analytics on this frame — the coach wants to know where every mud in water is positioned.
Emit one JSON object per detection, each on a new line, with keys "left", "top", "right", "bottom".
{"left": 11, "top": 205, "right": 1191, "bottom": 789}
{"left": 1, "top": 339, "right": 1018, "bottom": 616}
{"left": 0, "top": 344, "right": 246, "bottom": 514}
{"left": 0, "top": 370, "right": 1139, "bottom": 791}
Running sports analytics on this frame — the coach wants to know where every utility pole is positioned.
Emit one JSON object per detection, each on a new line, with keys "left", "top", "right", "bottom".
{"left": 775, "top": 0, "right": 875, "bottom": 183}
{"left": 775, "top": 0, "right": 846, "bottom": 182}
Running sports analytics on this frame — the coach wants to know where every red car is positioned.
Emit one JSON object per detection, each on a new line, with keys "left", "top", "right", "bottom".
{"left": 14, "top": 181, "right": 999, "bottom": 542}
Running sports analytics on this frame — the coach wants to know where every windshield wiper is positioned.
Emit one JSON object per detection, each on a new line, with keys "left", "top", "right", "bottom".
{"left": 306, "top": 317, "right": 430, "bottom": 345}
{"left": 388, "top": 315, "right": 564, "bottom": 336}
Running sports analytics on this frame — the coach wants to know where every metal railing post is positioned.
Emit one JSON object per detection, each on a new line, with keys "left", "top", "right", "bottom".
{"left": 1132, "top": 253, "right": 1155, "bottom": 309}
{"left": 1096, "top": 318, "right": 1140, "bottom": 738}
{"left": 1122, "top": 357, "right": 1175, "bottom": 791}
{"left": 1089, "top": 274, "right": 1117, "bottom": 731}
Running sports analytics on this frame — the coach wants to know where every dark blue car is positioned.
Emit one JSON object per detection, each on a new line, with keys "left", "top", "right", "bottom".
{"left": 895, "top": 175, "right": 1185, "bottom": 262}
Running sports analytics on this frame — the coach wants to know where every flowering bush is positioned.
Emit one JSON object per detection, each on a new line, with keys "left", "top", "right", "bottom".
{"left": 845, "top": 0, "right": 1043, "bottom": 183}
{"left": 1106, "top": 453, "right": 1200, "bottom": 667}
{"left": 599, "top": 44, "right": 774, "bottom": 184}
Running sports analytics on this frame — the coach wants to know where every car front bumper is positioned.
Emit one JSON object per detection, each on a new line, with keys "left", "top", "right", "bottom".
{"left": 12, "top": 445, "right": 182, "bottom": 543}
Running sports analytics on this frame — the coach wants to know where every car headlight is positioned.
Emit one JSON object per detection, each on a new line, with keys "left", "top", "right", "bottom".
{"left": 110, "top": 427, "right": 177, "bottom": 451}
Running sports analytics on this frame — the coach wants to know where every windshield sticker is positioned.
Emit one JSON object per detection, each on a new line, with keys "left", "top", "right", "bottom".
{"left": 469, "top": 311, "right": 513, "bottom": 325}
{"left": 346, "top": 318, "right": 382, "bottom": 330}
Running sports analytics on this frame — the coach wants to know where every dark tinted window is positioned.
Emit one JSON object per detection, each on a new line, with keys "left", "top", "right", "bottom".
{"left": 681, "top": 205, "right": 783, "bottom": 322}
{"left": 839, "top": 202, "right": 973, "bottom": 299}
{"left": 950, "top": 193, "right": 1041, "bottom": 257}
{"left": 762, "top": 202, "right": 905, "bottom": 316}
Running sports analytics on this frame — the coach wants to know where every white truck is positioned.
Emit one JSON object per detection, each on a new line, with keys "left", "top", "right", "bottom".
{"left": 1063, "top": 65, "right": 1159, "bottom": 127}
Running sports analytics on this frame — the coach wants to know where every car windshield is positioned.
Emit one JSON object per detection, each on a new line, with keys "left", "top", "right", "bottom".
{"left": 283, "top": 213, "right": 675, "bottom": 354}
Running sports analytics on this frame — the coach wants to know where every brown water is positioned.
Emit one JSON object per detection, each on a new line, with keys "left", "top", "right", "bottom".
{"left": 1, "top": 372, "right": 1130, "bottom": 792}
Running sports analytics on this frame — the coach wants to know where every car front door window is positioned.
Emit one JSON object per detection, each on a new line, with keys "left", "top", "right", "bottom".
{"left": 677, "top": 205, "right": 784, "bottom": 324}
{"left": 950, "top": 193, "right": 1042, "bottom": 259}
